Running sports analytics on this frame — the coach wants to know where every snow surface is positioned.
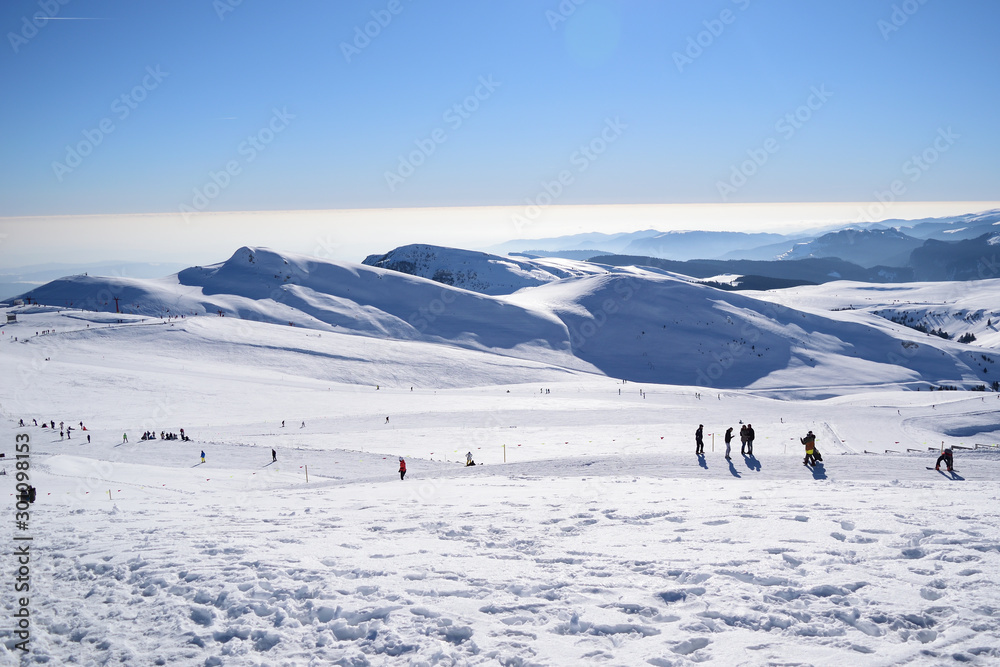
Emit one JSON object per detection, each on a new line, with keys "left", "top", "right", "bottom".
{"left": 2, "top": 304, "right": 1000, "bottom": 666}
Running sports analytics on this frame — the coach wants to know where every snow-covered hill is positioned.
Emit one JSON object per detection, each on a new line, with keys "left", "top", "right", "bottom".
{"left": 749, "top": 279, "right": 1000, "bottom": 354}
{"left": 361, "top": 243, "right": 616, "bottom": 295}
{"left": 12, "top": 247, "right": 586, "bottom": 364}
{"left": 9, "top": 246, "right": 1000, "bottom": 392}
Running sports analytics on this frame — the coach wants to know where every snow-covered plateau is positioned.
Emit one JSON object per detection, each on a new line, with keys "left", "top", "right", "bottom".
{"left": 1, "top": 247, "right": 999, "bottom": 666}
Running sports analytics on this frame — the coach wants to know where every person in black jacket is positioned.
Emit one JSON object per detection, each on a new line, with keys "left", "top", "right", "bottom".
{"left": 935, "top": 448, "right": 953, "bottom": 472}
{"left": 695, "top": 425, "right": 704, "bottom": 455}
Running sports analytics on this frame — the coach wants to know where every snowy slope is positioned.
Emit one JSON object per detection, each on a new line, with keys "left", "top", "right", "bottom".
{"left": 506, "top": 272, "right": 998, "bottom": 392}
{"left": 752, "top": 279, "right": 1000, "bottom": 353}
{"left": 2, "top": 304, "right": 1000, "bottom": 665}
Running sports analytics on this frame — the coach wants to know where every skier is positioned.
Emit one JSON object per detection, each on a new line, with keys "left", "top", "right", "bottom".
{"left": 200, "top": 450, "right": 206, "bottom": 463}
{"left": 739, "top": 425, "right": 748, "bottom": 456}
{"left": 724, "top": 427, "right": 733, "bottom": 460}
{"left": 466, "top": 451, "right": 475, "bottom": 466}
{"left": 935, "top": 448, "right": 954, "bottom": 472}
{"left": 801, "top": 430, "right": 817, "bottom": 466}
{"left": 745, "top": 424, "right": 755, "bottom": 456}
{"left": 87, "top": 434, "right": 90, "bottom": 444}
{"left": 398, "top": 457, "right": 406, "bottom": 481}
{"left": 272, "top": 448, "right": 277, "bottom": 463}
{"left": 19, "top": 419, "right": 23, "bottom": 427}
{"left": 385, "top": 416, "right": 389, "bottom": 424}
{"left": 281, "top": 420, "right": 285, "bottom": 428}
{"left": 123, "top": 432, "right": 128, "bottom": 443}
{"left": 695, "top": 425, "right": 704, "bottom": 455}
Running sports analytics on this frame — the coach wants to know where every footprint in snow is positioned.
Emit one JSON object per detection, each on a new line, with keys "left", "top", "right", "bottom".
{"left": 670, "top": 636, "right": 710, "bottom": 655}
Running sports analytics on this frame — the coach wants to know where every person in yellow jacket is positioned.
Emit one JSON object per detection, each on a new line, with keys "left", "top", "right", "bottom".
{"left": 801, "top": 430, "right": 817, "bottom": 466}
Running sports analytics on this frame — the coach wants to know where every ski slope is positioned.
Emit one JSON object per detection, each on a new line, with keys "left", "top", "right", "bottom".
{"left": 2, "top": 306, "right": 1000, "bottom": 665}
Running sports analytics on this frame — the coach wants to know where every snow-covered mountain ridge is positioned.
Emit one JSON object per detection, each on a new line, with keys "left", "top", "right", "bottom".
{"left": 8, "top": 246, "right": 1000, "bottom": 392}
{"left": 362, "top": 243, "right": 619, "bottom": 295}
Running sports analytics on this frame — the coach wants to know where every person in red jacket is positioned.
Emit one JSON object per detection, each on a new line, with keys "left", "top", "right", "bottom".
{"left": 398, "top": 457, "right": 406, "bottom": 481}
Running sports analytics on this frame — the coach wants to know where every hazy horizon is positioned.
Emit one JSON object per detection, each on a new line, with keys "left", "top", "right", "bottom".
{"left": 2, "top": 200, "right": 999, "bottom": 271}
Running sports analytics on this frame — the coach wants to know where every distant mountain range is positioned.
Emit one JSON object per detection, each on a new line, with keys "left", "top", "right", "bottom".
{"left": 487, "top": 209, "right": 1000, "bottom": 283}
{"left": 777, "top": 228, "right": 924, "bottom": 268}
{"left": 488, "top": 229, "right": 798, "bottom": 261}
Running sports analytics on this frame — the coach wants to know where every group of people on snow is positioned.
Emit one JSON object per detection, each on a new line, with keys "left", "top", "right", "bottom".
{"left": 19, "top": 418, "right": 90, "bottom": 442}
{"left": 140, "top": 429, "right": 188, "bottom": 442}
{"left": 696, "top": 423, "right": 757, "bottom": 459}
{"left": 696, "top": 424, "right": 824, "bottom": 467}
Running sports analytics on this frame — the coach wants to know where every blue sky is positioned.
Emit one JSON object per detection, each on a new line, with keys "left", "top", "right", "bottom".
{"left": 2, "top": 0, "right": 998, "bottom": 215}
{"left": 0, "top": 0, "right": 998, "bottom": 266}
